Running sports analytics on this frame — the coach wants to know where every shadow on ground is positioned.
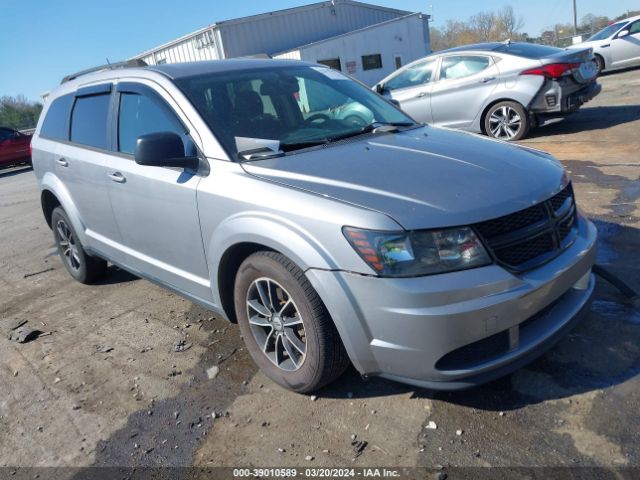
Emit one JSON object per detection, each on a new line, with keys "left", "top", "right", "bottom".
{"left": 530, "top": 105, "right": 640, "bottom": 138}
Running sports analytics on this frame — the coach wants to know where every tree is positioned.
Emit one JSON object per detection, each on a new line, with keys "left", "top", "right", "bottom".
{"left": 496, "top": 6, "right": 524, "bottom": 39}
{"left": 0, "top": 95, "right": 42, "bottom": 130}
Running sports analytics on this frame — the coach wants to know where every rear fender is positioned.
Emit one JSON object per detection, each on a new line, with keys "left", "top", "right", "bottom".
{"left": 40, "top": 171, "right": 88, "bottom": 245}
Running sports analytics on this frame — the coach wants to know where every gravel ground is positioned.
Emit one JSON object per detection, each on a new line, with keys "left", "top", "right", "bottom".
{"left": 1, "top": 68, "right": 639, "bottom": 476}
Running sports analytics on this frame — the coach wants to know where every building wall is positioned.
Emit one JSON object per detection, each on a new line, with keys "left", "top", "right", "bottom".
{"left": 138, "top": 28, "right": 224, "bottom": 65}
{"left": 280, "top": 14, "right": 431, "bottom": 86}
{"left": 218, "top": 1, "right": 409, "bottom": 58}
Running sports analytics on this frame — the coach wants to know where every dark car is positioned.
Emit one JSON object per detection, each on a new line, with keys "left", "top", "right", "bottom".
{"left": 0, "top": 127, "right": 32, "bottom": 167}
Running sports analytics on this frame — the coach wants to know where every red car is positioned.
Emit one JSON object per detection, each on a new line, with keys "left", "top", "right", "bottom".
{"left": 0, "top": 127, "right": 32, "bottom": 167}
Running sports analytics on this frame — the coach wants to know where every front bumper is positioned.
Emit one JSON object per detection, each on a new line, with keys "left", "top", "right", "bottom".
{"left": 530, "top": 79, "right": 601, "bottom": 116}
{"left": 306, "top": 216, "right": 597, "bottom": 390}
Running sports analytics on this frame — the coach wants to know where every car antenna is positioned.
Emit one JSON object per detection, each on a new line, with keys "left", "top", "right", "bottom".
{"left": 106, "top": 58, "right": 111, "bottom": 65}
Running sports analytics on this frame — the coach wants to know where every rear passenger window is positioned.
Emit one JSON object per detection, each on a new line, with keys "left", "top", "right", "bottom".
{"left": 40, "top": 95, "right": 74, "bottom": 140}
{"left": 118, "top": 93, "right": 183, "bottom": 155}
{"left": 440, "top": 56, "right": 491, "bottom": 81}
{"left": 70, "top": 94, "right": 111, "bottom": 149}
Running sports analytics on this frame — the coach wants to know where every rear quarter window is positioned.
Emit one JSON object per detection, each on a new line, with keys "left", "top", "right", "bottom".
{"left": 40, "top": 94, "right": 74, "bottom": 140}
{"left": 70, "top": 94, "right": 111, "bottom": 149}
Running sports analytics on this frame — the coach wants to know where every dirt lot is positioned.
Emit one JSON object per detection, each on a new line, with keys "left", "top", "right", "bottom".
{"left": 1, "top": 68, "right": 639, "bottom": 476}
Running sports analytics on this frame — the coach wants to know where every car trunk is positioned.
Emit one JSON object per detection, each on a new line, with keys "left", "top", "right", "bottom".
{"left": 541, "top": 47, "right": 597, "bottom": 83}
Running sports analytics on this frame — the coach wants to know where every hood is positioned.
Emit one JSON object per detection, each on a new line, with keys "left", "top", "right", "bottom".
{"left": 241, "top": 127, "right": 568, "bottom": 230}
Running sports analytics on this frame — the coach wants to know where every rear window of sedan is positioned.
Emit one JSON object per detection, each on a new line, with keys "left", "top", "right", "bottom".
{"left": 495, "top": 43, "right": 562, "bottom": 59}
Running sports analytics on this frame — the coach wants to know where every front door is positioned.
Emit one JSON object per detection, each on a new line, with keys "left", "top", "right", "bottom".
{"left": 105, "top": 82, "right": 211, "bottom": 301}
{"left": 430, "top": 55, "right": 500, "bottom": 129}
{"left": 610, "top": 20, "right": 640, "bottom": 68}
{"left": 384, "top": 58, "right": 438, "bottom": 123}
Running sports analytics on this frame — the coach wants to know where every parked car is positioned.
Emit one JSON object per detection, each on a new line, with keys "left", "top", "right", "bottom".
{"left": 374, "top": 42, "right": 601, "bottom": 141}
{"left": 32, "top": 59, "right": 596, "bottom": 393}
{"left": 569, "top": 15, "right": 640, "bottom": 74}
{"left": 0, "top": 127, "right": 32, "bottom": 167}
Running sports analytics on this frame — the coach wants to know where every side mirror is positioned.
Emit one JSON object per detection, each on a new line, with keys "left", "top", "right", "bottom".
{"left": 135, "top": 132, "right": 199, "bottom": 170}
{"left": 617, "top": 29, "right": 630, "bottom": 39}
{"left": 375, "top": 84, "right": 385, "bottom": 94}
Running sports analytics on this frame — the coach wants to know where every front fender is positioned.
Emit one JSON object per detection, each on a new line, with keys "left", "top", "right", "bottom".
{"left": 40, "top": 171, "right": 88, "bottom": 245}
{"left": 207, "top": 211, "right": 340, "bottom": 306}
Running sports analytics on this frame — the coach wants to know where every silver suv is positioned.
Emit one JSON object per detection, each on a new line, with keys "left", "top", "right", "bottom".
{"left": 32, "top": 59, "right": 597, "bottom": 393}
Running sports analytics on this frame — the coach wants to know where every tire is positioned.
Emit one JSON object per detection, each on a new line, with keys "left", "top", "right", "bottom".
{"left": 594, "top": 55, "right": 605, "bottom": 76}
{"left": 51, "top": 207, "right": 107, "bottom": 284}
{"left": 234, "top": 251, "right": 350, "bottom": 393}
{"left": 344, "top": 115, "right": 368, "bottom": 127}
{"left": 483, "top": 101, "right": 530, "bottom": 141}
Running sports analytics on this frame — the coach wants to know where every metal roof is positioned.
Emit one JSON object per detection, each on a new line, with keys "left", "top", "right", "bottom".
{"left": 273, "top": 12, "right": 427, "bottom": 55}
{"left": 132, "top": 0, "right": 412, "bottom": 60}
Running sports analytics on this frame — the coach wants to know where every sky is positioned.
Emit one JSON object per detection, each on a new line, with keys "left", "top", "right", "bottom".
{"left": 1, "top": 0, "right": 636, "bottom": 102}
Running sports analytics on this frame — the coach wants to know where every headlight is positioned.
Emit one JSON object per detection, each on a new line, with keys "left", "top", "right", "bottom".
{"left": 343, "top": 226, "right": 491, "bottom": 277}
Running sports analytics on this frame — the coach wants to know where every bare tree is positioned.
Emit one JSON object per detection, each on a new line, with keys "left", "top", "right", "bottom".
{"left": 469, "top": 11, "right": 497, "bottom": 42}
{"left": 496, "top": 5, "right": 524, "bottom": 39}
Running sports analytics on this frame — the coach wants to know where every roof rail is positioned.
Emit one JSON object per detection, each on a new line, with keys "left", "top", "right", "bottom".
{"left": 61, "top": 59, "right": 148, "bottom": 84}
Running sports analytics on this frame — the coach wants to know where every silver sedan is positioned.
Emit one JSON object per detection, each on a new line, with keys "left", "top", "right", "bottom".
{"left": 375, "top": 42, "right": 601, "bottom": 141}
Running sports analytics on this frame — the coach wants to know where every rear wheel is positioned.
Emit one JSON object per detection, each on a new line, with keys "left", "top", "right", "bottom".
{"left": 484, "top": 101, "right": 530, "bottom": 141}
{"left": 234, "top": 251, "right": 350, "bottom": 393}
{"left": 51, "top": 207, "right": 107, "bottom": 284}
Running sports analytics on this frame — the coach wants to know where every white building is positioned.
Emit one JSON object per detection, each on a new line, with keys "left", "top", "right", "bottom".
{"left": 131, "top": 0, "right": 431, "bottom": 85}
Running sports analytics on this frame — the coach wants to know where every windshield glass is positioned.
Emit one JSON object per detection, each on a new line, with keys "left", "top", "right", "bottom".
{"left": 588, "top": 21, "right": 627, "bottom": 41}
{"left": 175, "top": 65, "right": 414, "bottom": 157}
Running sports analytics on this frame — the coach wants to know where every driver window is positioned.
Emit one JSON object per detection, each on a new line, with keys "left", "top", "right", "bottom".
{"left": 118, "top": 92, "right": 185, "bottom": 155}
{"left": 385, "top": 59, "right": 436, "bottom": 91}
{"left": 439, "top": 56, "right": 491, "bottom": 81}
{"left": 629, "top": 21, "right": 640, "bottom": 35}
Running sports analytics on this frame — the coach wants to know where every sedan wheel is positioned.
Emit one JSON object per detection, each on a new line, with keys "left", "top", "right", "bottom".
{"left": 484, "top": 101, "right": 530, "bottom": 141}
{"left": 234, "top": 251, "right": 350, "bottom": 392}
{"left": 246, "top": 277, "right": 307, "bottom": 371}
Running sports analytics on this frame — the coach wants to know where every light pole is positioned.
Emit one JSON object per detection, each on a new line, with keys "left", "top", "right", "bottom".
{"left": 573, "top": 0, "right": 578, "bottom": 35}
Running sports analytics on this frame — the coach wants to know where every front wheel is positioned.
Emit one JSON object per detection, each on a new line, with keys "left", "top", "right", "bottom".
{"left": 234, "top": 251, "right": 350, "bottom": 393}
{"left": 484, "top": 101, "right": 530, "bottom": 141}
{"left": 594, "top": 55, "right": 605, "bottom": 75}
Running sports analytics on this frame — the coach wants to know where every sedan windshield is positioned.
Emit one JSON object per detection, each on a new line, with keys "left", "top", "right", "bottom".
{"left": 587, "top": 21, "right": 628, "bottom": 41}
{"left": 175, "top": 65, "right": 414, "bottom": 157}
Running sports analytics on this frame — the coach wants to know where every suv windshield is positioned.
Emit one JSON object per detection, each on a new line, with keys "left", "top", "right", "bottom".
{"left": 587, "top": 21, "right": 627, "bottom": 41}
{"left": 175, "top": 65, "right": 414, "bottom": 157}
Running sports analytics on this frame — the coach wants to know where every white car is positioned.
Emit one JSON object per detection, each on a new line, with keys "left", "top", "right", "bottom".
{"left": 570, "top": 15, "right": 640, "bottom": 73}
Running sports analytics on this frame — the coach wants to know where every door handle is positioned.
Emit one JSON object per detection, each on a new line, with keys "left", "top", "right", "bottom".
{"left": 56, "top": 158, "right": 68, "bottom": 167}
{"left": 415, "top": 91, "right": 428, "bottom": 99}
{"left": 480, "top": 76, "right": 496, "bottom": 83}
{"left": 108, "top": 172, "right": 126, "bottom": 183}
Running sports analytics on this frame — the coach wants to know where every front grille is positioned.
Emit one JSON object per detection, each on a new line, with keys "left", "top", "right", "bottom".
{"left": 474, "top": 183, "right": 577, "bottom": 272}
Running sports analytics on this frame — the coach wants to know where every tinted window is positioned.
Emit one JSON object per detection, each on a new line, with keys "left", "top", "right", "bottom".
{"left": 440, "top": 56, "right": 490, "bottom": 80}
{"left": 385, "top": 59, "right": 436, "bottom": 91}
{"left": 629, "top": 21, "right": 640, "bottom": 34}
{"left": 494, "top": 43, "right": 562, "bottom": 59}
{"left": 70, "top": 94, "right": 110, "bottom": 149}
{"left": 0, "top": 128, "right": 14, "bottom": 141}
{"left": 118, "top": 92, "right": 184, "bottom": 155}
{"left": 362, "top": 54, "right": 383, "bottom": 71}
{"left": 40, "top": 95, "right": 74, "bottom": 140}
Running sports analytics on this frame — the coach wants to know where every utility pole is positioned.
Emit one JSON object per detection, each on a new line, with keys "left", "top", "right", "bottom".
{"left": 573, "top": 0, "right": 578, "bottom": 35}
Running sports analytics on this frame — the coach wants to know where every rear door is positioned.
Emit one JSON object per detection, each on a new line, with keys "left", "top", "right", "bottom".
{"left": 611, "top": 20, "right": 640, "bottom": 68}
{"left": 59, "top": 86, "right": 122, "bottom": 249}
{"left": 104, "top": 81, "right": 211, "bottom": 301}
{"left": 382, "top": 58, "right": 438, "bottom": 123}
{"left": 430, "top": 55, "right": 500, "bottom": 129}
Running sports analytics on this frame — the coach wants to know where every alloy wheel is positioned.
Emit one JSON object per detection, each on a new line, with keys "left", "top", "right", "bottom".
{"left": 489, "top": 106, "right": 522, "bottom": 140}
{"left": 246, "top": 277, "right": 307, "bottom": 371}
{"left": 56, "top": 219, "right": 82, "bottom": 272}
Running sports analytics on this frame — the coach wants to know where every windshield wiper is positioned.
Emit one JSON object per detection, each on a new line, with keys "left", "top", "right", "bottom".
{"left": 280, "top": 121, "right": 416, "bottom": 153}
